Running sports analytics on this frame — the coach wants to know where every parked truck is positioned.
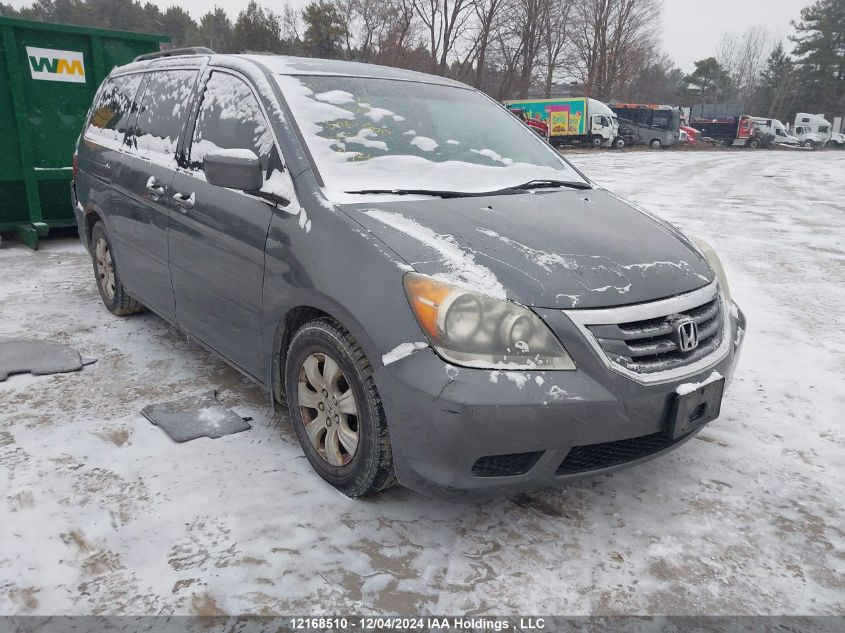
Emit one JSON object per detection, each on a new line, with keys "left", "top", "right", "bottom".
{"left": 692, "top": 115, "right": 773, "bottom": 148}
{"left": 503, "top": 97, "right": 619, "bottom": 148}
{"left": 793, "top": 113, "right": 845, "bottom": 148}
{"left": 793, "top": 125, "right": 825, "bottom": 148}
{"left": 609, "top": 103, "right": 681, "bottom": 148}
{"left": 751, "top": 117, "right": 799, "bottom": 146}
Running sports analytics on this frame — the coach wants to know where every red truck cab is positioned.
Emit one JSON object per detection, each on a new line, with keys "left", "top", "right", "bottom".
{"left": 508, "top": 108, "right": 549, "bottom": 137}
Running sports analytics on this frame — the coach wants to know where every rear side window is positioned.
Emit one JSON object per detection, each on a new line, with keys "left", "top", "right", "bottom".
{"left": 129, "top": 70, "right": 198, "bottom": 163}
{"left": 85, "top": 74, "right": 142, "bottom": 147}
{"left": 189, "top": 72, "right": 275, "bottom": 172}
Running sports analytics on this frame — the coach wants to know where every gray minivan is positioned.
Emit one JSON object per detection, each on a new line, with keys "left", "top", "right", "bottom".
{"left": 73, "top": 49, "right": 746, "bottom": 497}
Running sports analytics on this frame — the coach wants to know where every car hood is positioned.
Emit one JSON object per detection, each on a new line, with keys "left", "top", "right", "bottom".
{"left": 340, "top": 188, "right": 714, "bottom": 309}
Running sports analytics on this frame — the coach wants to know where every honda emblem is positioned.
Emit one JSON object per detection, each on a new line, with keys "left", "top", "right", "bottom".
{"left": 677, "top": 319, "right": 699, "bottom": 352}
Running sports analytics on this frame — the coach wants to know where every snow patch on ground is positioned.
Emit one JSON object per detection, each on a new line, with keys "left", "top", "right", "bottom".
{"left": 1, "top": 151, "right": 842, "bottom": 616}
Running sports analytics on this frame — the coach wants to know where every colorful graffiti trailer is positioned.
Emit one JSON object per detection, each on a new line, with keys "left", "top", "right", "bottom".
{"left": 504, "top": 98, "right": 587, "bottom": 137}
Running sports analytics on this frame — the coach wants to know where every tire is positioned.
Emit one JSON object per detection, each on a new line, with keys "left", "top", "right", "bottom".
{"left": 802, "top": 140, "right": 815, "bottom": 148}
{"left": 650, "top": 138, "right": 662, "bottom": 149}
{"left": 89, "top": 222, "right": 144, "bottom": 316}
{"left": 748, "top": 138, "right": 761, "bottom": 149}
{"left": 285, "top": 317, "right": 396, "bottom": 497}
{"left": 612, "top": 137, "right": 625, "bottom": 149}
{"left": 591, "top": 135, "right": 603, "bottom": 148}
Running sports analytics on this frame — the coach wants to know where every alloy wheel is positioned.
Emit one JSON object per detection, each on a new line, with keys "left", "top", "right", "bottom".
{"left": 297, "top": 352, "right": 359, "bottom": 466}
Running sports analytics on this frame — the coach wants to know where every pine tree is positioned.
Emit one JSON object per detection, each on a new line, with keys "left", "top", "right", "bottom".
{"left": 302, "top": 1, "right": 347, "bottom": 59}
{"left": 756, "top": 43, "right": 799, "bottom": 119}
{"left": 790, "top": 0, "right": 845, "bottom": 116}
{"left": 231, "top": 1, "right": 284, "bottom": 54}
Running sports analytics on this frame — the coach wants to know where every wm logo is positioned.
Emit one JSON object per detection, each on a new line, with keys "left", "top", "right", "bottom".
{"left": 26, "top": 46, "right": 86, "bottom": 83}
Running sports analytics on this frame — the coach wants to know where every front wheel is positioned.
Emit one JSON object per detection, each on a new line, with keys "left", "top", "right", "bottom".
{"left": 748, "top": 138, "right": 761, "bottom": 149}
{"left": 591, "top": 135, "right": 604, "bottom": 148}
{"left": 285, "top": 318, "right": 396, "bottom": 497}
{"left": 650, "top": 138, "right": 662, "bottom": 149}
{"left": 89, "top": 222, "right": 144, "bottom": 316}
{"left": 612, "top": 137, "right": 625, "bottom": 149}
{"left": 802, "top": 139, "right": 815, "bottom": 148}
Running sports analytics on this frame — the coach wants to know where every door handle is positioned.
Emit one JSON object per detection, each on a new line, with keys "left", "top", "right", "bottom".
{"left": 145, "top": 176, "right": 165, "bottom": 197}
{"left": 173, "top": 191, "right": 195, "bottom": 211}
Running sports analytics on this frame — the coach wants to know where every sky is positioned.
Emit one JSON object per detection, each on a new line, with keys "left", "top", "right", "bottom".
{"left": 7, "top": 0, "right": 808, "bottom": 73}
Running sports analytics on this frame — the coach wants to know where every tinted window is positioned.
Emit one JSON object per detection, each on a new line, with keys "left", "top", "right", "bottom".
{"left": 86, "top": 74, "right": 142, "bottom": 145}
{"left": 130, "top": 70, "right": 197, "bottom": 162}
{"left": 189, "top": 72, "right": 275, "bottom": 172}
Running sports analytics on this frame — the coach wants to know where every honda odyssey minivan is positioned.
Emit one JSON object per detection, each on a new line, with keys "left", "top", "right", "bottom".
{"left": 73, "top": 49, "right": 746, "bottom": 497}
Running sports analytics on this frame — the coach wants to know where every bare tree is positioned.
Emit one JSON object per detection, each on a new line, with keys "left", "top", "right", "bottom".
{"left": 540, "top": 0, "right": 575, "bottom": 97}
{"left": 470, "top": 0, "right": 506, "bottom": 87}
{"left": 717, "top": 25, "right": 773, "bottom": 109}
{"left": 410, "top": 0, "right": 477, "bottom": 74}
{"left": 572, "top": 0, "right": 661, "bottom": 101}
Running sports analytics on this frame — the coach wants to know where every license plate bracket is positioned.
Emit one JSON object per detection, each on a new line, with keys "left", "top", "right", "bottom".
{"left": 670, "top": 377, "right": 725, "bottom": 439}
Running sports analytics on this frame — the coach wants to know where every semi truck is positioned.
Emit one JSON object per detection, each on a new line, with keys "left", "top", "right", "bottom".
{"left": 609, "top": 103, "right": 681, "bottom": 148}
{"left": 692, "top": 115, "right": 772, "bottom": 148}
{"left": 750, "top": 117, "right": 799, "bottom": 146}
{"left": 503, "top": 97, "right": 619, "bottom": 148}
{"left": 793, "top": 113, "right": 845, "bottom": 148}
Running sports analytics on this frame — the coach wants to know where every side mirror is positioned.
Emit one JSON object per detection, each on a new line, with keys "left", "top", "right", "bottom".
{"left": 203, "top": 149, "right": 263, "bottom": 191}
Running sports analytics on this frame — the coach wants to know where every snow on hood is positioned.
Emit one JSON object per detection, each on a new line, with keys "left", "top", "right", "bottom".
{"left": 346, "top": 188, "right": 714, "bottom": 309}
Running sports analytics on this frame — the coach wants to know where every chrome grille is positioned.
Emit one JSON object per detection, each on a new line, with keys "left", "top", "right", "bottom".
{"left": 563, "top": 282, "right": 730, "bottom": 384}
{"left": 587, "top": 295, "right": 724, "bottom": 374}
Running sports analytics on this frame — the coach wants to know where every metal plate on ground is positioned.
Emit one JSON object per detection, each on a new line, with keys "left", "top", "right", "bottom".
{"left": 141, "top": 390, "right": 252, "bottom": 442}
{"left": 0, "top": 338, "right": 97, "bottom": 381}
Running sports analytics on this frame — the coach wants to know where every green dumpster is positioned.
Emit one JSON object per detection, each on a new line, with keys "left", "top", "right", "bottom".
{"left": 0, "top": 16, "right": 168, "bottom": 248}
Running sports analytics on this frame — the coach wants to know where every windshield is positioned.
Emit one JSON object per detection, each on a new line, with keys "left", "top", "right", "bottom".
{"left": 274, "top": 75, "right": 586, "bottom": 201}
{"left": 653, "top": 109, "right": 679, "bottom": 132}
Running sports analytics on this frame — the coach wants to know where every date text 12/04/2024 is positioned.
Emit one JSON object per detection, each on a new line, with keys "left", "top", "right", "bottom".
{"left": 289, "top": 617, "right": 547, "bottom": 630}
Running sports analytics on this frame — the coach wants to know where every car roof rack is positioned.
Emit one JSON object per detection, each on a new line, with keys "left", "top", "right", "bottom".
{"left": 133, "top": 47, "right": 215, "bottom": 62}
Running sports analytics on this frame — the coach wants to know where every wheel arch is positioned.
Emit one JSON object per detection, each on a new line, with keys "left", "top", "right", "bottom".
{"left": 84, "top": 209, "right": 103, "bottom": 250}
{"left": 270, "top": 299, "right": 382, "bottom": 405}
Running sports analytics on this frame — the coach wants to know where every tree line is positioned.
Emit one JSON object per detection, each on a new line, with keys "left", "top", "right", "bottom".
{"left": 2, "top": 0, "right": 842, "bottom": 122}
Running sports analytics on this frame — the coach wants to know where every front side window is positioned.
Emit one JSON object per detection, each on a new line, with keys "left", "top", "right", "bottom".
{"left": 129, "top": 70, "right": 197, "bottom": 163}
{"left": 189, "top": 72, "right": 275, "bottom": 173}
{"left": 85, "top": 74, "right": 142, "bottom": 147}
{"left": 275, "top": 74, "right": 585, "bottom": 201}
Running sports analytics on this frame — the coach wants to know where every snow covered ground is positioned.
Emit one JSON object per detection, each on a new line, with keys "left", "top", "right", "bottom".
{"left": 1, "top": 150, "right": 843, "bottom": 616}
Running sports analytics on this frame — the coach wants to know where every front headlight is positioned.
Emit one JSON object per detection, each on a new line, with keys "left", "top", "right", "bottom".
{"left": 402, "top": 273, "right": 575, "bottom": 370}
{"left": 692, "top": 236, "right": 732, "bottom": 304}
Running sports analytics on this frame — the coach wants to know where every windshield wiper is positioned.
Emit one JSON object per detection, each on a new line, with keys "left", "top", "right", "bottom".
{"left": 344, "top": 188, "right": 492, "bottom": 198}
{"left": 498, "top": 179, "right": 593, "bottom": 191}
{"left": 345, "top": 179, "right": 592, "bottom": 199}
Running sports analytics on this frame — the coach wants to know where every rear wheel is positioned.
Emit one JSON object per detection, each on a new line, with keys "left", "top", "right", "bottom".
{"left": 612, "top": 137, "right": 625, "bottom": 149}
{"left": 802, "top": 139, "right": 815, "bottom": 148}
{"left": 285, "top": 317, "right": 396, "bottom": 497}
{"left": 89, "top": 222, "right": 144, "bottom": 316}
{"left": 650, "top": 138, "right": 662, "bottom": 149}
{"left": 748, "top": 138, "right": 761, "bottom": 149}
{"left": 591, "top": 135, "right": 604, "bottom": 148}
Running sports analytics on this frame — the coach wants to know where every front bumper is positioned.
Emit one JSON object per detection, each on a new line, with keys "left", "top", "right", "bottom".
{"left": 375, "top": 302, "right": 746, "bottom": 497}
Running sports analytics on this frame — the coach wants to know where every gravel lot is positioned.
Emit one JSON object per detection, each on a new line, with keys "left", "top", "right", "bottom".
{"left": 1, "top": 150, "right": 843, "bottom": 616}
